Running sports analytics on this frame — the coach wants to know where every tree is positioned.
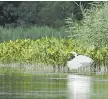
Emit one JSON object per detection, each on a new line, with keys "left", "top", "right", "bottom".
{"left": 0, "top": 1, "right": 92, "bottom": 28}
{"left": 38, "top": 2, "right": 74, "bottom": 28}
{"left": 0, "top": 1, "right": 21, "bottom": 27}
{"left": 17, "top": 1, "right": 44, "bottom": 26}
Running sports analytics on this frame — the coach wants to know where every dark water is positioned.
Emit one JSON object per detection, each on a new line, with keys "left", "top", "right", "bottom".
{"left": 0, "top": 73, "right": 108, "bottom": 99}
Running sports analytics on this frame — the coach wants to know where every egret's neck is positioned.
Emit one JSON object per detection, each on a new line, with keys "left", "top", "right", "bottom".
{"left": 74, "top": 53, "right": 78, "bottom": 57}
{"left": 71, "top": 51, "right": 78, "bottom": 57}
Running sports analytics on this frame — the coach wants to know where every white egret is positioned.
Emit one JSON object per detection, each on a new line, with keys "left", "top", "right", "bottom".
{"left": 67, "top": 51, "right": 95, "bottom": 71}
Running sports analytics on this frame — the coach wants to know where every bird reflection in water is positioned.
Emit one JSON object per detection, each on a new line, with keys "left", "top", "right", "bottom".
{"left": 67, "top": 74, "right": 91, "bottom": 99}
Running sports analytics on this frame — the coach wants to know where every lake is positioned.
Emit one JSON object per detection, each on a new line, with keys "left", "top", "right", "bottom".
{"left": 0, "top": 73, "right": 108, "bottom": 99}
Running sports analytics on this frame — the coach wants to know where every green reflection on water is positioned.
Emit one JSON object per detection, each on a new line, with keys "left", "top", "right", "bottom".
{"left": 0, "top": 73, "right": 67, "bottom": 99}
{"left": 0, "top": 72, "right": 108, "bottom": 99}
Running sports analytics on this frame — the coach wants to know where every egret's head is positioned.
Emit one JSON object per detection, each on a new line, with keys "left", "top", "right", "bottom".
{"left": 69, "top": 51, "right": 78, "bottom": 57}
{"left": 67, "top": 51, "right": 78, "bottom": 61}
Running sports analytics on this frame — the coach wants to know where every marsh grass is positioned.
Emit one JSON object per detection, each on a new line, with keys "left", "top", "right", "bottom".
{"left": 0, "top": 26, "right": 68, "bottom": 42}
{"left": 0, "top": 63, "right": 69, "bottom": 77}
{"left": 0, "top": 38, "right": 108, "bottom": 73}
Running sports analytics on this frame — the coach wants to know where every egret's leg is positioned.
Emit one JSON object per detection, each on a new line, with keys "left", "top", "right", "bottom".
{"left": 93, "top": 63, "right": 96, "bottom": 73}
{"left": 90, "top": 62, "right": 96, "bottom": 74}
{"left": 67, "top": 67, "right": 70, "bottom": 73}
{"left": 90, "top": 65, "right": 92, "bottom": 74}
{"left": 53, "top": 65, "right": 56, "bottom": 73}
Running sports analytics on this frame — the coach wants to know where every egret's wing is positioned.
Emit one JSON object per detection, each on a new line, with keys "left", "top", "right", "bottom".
{"left": 75, "top": 55, "right": 94, "bottom": 67}
{"left": 75, "top": 55, "right": 94, "bottom": 63}
{"left": 80, "top": 62, "right": 92, "bottom": 67}
{"left": 67, "top": 59, "right": 83, "bottom": 69}
{"left": 67, "top": 55, "right": 94, "bottom": 70}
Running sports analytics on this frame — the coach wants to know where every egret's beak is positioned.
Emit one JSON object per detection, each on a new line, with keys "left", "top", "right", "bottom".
{"left": 84, "top": 53, "right": 88, "bottom": 56}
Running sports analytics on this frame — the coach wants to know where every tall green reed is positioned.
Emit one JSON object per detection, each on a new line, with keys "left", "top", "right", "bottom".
{"left": 0, "top": 26, "right": 68, "bottom": 42}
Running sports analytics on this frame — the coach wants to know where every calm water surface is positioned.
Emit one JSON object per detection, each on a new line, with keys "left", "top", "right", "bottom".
{"left": 0, "top": 73, "right": 108, "bottom": 99}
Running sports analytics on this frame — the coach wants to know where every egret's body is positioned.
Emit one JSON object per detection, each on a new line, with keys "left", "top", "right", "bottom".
{"left": 67, "top": 52, "right": 94, "bottom": 70}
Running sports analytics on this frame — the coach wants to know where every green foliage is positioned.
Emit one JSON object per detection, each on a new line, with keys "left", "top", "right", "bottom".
{"left": 0, "top": 38, "right": 108, "bottom": 68}
{"left": 66, "top": 2, "right": 108, "bottom": 47}
{"left": 0, "top": 38, "right": 74, "bottom": 65}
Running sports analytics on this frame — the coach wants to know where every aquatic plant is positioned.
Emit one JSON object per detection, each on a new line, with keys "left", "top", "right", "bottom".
{"left": 0, "top": 38, "right": 108, "bottom": 72}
